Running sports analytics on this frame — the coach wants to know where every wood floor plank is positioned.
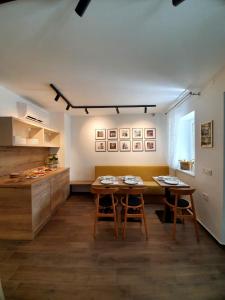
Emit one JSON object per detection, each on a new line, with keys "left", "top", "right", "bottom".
{"left": 1, "top": 193, "right": 225, "bottom": 300}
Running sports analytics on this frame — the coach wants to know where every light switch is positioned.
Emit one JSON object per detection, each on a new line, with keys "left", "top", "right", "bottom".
{"left": 203, "top": 168, "right": 213, "bottom": 176}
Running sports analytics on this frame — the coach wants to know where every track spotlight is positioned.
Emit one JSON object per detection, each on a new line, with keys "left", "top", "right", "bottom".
{"left": 172, "top": 0, "right": 185, "bottom": 7}
{"left": 85, "top": 108, "right": 89, "bottom": 114}
{"left": 54, "top": 94, "right": 60, "bottom": 101}
{"left": 144, "top": 107, "right": 147, "bottom": 114}
{"left": 75, "top": 0, "right": 91, "bottom": 17}
{"left": 116, "top": 107, "right": 119, "bottom": 114}
{"left": 66, "top": 104, "right": 71, "bottom": 111}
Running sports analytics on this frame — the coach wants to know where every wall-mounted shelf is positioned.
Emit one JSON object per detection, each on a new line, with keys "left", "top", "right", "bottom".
{"left": 0, "top": 117, "right": 60, "bottom": 148}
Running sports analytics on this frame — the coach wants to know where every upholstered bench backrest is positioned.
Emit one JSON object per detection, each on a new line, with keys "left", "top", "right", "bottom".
{"left": 95, "top": 165, "right": 169, "bottom": 181}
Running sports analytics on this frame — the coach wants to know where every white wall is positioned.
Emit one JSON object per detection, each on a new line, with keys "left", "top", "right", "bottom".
{"left": 168, "top": 67, "right": 225, "bottom": 244}
{"left": 70, "top": 113, "right": 167, "bottom": 181}
{"left": 0, "top": 86, "right": 49, "bottom": 123}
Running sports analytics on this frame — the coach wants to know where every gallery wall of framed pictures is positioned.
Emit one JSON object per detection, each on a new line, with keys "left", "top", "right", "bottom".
{"left": 95, "top": 128, "right": 156, "bottom": 152}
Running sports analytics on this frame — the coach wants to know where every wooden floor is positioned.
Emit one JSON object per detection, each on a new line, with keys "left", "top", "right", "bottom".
{"left": 1, "top": 193, "right": 225, "bottom": 300}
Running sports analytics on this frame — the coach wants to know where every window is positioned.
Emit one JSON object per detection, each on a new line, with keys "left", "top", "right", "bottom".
{"left": 176, "top": 111, "right": 195, "bottom": 172}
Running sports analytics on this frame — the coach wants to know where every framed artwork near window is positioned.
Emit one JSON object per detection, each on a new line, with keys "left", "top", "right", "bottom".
{"left": 108, "top": 141, "right": 118, "bottom": 152}
{"left": 120, "top": 140, "right": 131, "bottom": 152}
{"left": 95, "top": 129, "right": 106, "bottom": 140}
{"left": 95, "top": 141, "right": 106, "bottom": 152}
{"left": 107, "top": 128, "right": 118, "bottom": 140}
{"left": 132, "top": 140, "right": 143, "bottom": 152}
{"left": 119, "top": 128, "right": 130, "bottom": 140}
{"left": 201, "top": 121, "right": 213, "bottom": 148}
{"left": 132, "top": 128, "right": 143, "bottom": 139}
{"left": 144, "top": 128, "right": 156, "bottom": 139}
{"left": 145, "top": 140, "right": 156, "bottom": 152}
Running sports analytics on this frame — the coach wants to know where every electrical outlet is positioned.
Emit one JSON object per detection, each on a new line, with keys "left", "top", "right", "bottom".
{"left": 203, "top": 168, "right": 213, "bottom": 176}
{"left": 202, "top": 192, "right": 209, "bottom": 202}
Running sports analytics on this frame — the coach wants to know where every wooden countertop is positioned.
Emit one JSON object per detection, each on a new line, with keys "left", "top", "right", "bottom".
{"left": 0, "top": 168, "right": 69, "bottom": 188}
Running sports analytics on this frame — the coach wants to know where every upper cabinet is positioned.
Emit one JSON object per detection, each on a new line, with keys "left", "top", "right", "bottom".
{"left": 0, "top": 117, "right": 60, "bottom": 147}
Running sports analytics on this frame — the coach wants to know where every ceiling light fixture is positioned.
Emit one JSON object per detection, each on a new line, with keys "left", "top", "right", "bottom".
{"left": 144, "top": 107, "right": 147, "bottom": 114}
{"left": 50, "top": 83, "right": 156, "bottom": 113}
{"left": 54, "top": 94, "right": 60, "bottom": 101}
{"left": 75, "top": 0, "right": 91, "bottom": 17}
{"left": 85, "top": 108, "right": 89, "bottom": 114}
{"left": 172, "top": 0, "right": 186, "bottom": 7}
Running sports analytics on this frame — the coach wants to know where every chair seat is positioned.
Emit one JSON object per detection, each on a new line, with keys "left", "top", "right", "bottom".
{"left": 122, "top": 195, "right": 141, "bottom": 207}
{"left": 167, "top": 196, "right": 189, "bottom": 208}
{"left": 99, "top": 195, "right": 113, "bottom": 207}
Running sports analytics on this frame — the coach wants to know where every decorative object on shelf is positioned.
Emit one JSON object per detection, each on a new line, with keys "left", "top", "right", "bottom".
{"left": 95, "top": 129, "right": 106, "bottom": 140}
{"left": 144, "top": 128, "right": 156, "bottom": 139}
{"left": 179, "top": 160, "right": 194, "bottom": 171}
{"left": 145, "top": 140, "right": 156, "bottom": 152}
{"left": 46, "top": 154, "right": 59, "bottom": 169}
{"left": 107, "top": 128, "right": 118, "bottom": 140}
{"left": 132, "top": 140, "right": 143, "bottom": 152}
{"left": 119, "top": 128, "right": 130, "bottom": 140}
{"left": 95, "top": 141, "right": 106, "bottom": 152}
{"left": 132, "top": 128, "right": 143, "bottom": 139}
{"left": 120, "top": 140, "right": 131, "bottom": 152}
{"left": 107, "top": 141, "right": 118, "bottom": 152}
{"left": 201, "top": 121, "right": 213, "bottom": 148}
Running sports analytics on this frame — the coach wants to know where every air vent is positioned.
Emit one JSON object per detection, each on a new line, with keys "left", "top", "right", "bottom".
{"left": 25, "top": 115, "right": 44, "bottom": 124}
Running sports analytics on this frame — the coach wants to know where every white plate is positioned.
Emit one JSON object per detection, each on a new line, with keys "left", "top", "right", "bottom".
{"left": 124, "top": 179, "right": 138, "bottom": 185}
{"left": 100, "top": 176, "right": 115, "bottom": 181}
{"left": 100, "top": 179, "right": 113, "bottom": 185}
{"left": 164, "top": 179, "right": 179, "bottom": 185}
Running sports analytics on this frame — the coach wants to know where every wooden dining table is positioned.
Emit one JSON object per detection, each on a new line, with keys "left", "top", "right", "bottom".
{"left": 91, "top": 176, "right": 146, "bottom": 188}
{"left": 153, "top": 176, "right": 190, "bottom": 223}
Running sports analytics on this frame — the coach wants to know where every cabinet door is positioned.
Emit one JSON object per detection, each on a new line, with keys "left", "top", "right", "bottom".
{"left": 32, "top": 180, "right": 51, "bottom": 232}
{"left": 51, "top": 170, "right": 69, "bottom": 211}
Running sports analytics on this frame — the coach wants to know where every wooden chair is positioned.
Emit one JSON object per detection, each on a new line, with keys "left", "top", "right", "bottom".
{"left": 120, "top": 187, "right": 148, "bottom": 240}
{"left": 92, "top": 187, "right": 119, "bottom": 239}
{"left": 164, "top": 187, "right": 199, "bottom": 242}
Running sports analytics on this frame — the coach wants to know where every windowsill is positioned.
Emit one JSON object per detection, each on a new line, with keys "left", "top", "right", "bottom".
{"left": 176, "top": 168, "right": 195, "bottom": 177}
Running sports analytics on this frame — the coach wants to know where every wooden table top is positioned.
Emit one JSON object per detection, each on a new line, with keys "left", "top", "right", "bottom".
{"left": 153, "top": 176, "right": 190, "bottom": 188}
{"left": 92, "top": 176, "right": 146, "bottom": 188}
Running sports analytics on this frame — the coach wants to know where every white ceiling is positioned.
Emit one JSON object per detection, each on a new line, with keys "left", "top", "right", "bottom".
{"left": 0, "top": 0, "right": 225, "bottom": 115}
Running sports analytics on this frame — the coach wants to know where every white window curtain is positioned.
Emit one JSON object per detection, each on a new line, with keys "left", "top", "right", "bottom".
{"left": 167, "top": 109, "right": 182, "bottom": 170}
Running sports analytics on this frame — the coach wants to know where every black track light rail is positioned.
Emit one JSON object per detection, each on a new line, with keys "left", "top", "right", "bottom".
{"left": 50, "top": 83, "right": 156, "bottom": 112}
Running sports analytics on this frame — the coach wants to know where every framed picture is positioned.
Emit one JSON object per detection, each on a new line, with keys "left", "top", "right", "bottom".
{"left": 132, "top": 128, "right": 143, "bottom": 139}
{"left": 132, "top": 140, "right": 143, "bottom": 152}
{"left": 95, "top": 129, "right": 106, "bottom": 140}
{"left": 145, "top": 140, "right": 156, "bottom": 151}
{"left": 201, "top": 121, "right": 213, "bottom": 148}
{"left": 107, "top": 141, "right": 118, "bottom": 152}
{"left": 144, "top": 128, "right": 156, "bottom": 139}
{"left": 120, "top": 140, "right": 131, "bottom": 152}
{"left": 119, "top": 128, "right": 130, "bottom": 140}
{"left": 95, "top": 141, "right": 106, "bottom": 152}
{"left": 107, "top": 128, "right": 118, "bottom": 140}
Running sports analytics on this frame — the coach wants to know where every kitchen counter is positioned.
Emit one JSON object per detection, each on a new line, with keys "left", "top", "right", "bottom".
{"left": 0, "top": 167, "right": 69, "bottom": 187}
{"left": 0, "top": 167, "right": 70, "bottom": 240}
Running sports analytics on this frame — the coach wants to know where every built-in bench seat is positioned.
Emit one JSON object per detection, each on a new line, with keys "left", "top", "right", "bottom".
{"left": 70, "top": 180, "right": 93, "bottom": 193}
{"left": 95, "top": 165, "right": 169, "bottom": 196}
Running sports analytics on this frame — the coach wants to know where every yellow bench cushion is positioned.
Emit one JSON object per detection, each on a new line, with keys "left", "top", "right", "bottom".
{"left": 143, "top": 181, "right": 164, "bottom": 195}
{"left": 95, "top": 165, "right": 169, "bottom": 181}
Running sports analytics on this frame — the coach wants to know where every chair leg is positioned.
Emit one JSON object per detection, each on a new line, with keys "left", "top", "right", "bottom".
{"left": 142, "top": 207, "right": 149, "bottom": 240}
{"left": 93, "top": 195, "right": 99, "bottom": 239}
{"left": 191, "top": 196, "right": 200, "bottom": 242}
{"left": 122, "top": 206, "right": 128, "bottom": 240}
{"left": 112, "top": 198, "right": 118, "bottom": 240}
{"left": 172, "top": 207, "right": 177, "bottom": 240}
